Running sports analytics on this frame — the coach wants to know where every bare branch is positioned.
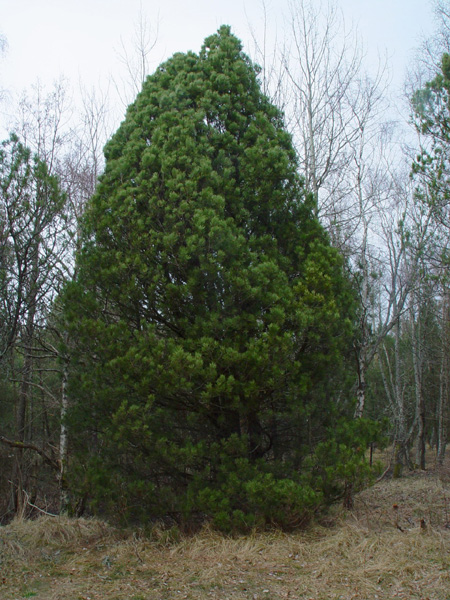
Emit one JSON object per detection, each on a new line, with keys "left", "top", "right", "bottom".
{"left": 0, "top": 435, "right": 59, "bottom": 470}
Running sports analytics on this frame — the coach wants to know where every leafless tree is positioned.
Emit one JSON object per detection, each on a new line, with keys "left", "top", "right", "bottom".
{"left": 282, "top": 0, "right": 387, "bottom": 222}
{"left": 0, "top": 133, "right": 66, "bottom": 514}
{"left": 246, "top": 1, "right": 291, "bottom": 114}
{"left": 0, "top": 75, "right": 112, "bottom": 516}
{"left": 112, "top": 6, "right": 159, "bottom": 108}
{"left": 0, "top": 34, "right": 7, "bottom": 102}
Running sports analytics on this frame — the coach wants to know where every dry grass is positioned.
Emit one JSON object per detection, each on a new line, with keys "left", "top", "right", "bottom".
{"left": 1, "top": 467, "right": 450, "bottom": 600}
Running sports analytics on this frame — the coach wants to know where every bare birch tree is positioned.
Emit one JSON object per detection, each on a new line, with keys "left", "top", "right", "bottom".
{"left": 282, "top": 0, "right": 387, "bottom": 222}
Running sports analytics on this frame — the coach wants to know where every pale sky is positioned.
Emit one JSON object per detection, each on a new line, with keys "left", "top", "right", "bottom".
{"left": 0, "top": 0, "right": 437, "bottom": 131}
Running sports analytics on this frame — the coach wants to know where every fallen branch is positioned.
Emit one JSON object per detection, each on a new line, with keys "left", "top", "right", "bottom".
{"left": 23, "top": 489, "right": 58, "bottom": 517}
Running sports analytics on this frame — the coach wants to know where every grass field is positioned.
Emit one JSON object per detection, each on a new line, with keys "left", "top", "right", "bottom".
{"left": 1, "top": 463, "right": 450, "bottom": 600}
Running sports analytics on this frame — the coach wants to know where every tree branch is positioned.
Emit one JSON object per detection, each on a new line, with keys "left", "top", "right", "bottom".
{"left": 0, "top": 435, "right": 59, "bottom": 470}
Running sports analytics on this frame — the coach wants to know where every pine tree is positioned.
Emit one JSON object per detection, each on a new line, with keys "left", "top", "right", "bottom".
{"left": 411, "top": 53, "right": 450, "bottom": 465}
{"left": 412, "top": 53, "right": 450, "bottom": 230}
{"left": 64, "top": 26, "right": 358, "bottom": 529}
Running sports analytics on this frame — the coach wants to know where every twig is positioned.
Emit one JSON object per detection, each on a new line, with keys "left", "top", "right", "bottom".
{"left": 376, "top": 464, "right": 391, "bottom": 483}
{"left": 132, "top": 532, "right": 144, "bottom": 564}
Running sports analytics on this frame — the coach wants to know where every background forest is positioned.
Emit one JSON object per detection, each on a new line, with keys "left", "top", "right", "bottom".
{"left": 1, "top": 0, "right": 450, "bottom": 531}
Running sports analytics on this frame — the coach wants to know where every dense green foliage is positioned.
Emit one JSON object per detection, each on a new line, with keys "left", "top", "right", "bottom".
{"left": 0, "top": 134, "right": 64, "bottom": 359}
{"left": 63, "top": 27, "right": 364, "bottom": 529}
{"left": 412, "top": 53, "right": 450, "bottom": 238}
{"left": 410, "top": 53, "right": 450, "bottom": 465}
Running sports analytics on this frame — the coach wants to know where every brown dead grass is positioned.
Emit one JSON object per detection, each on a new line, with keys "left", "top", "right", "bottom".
{"left": 1, "top": 465, "right": 450, "bottom": 600}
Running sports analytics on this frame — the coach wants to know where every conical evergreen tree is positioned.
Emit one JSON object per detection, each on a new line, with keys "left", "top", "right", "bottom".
{"left": 64, "top": 26, "right": 358, "bottom": 529}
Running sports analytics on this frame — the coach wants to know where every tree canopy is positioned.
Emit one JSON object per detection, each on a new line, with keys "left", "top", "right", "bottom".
{"left": 63, "top": 26, "right": 360, "bottom": 529}
{"left": 412, "top": 53, "right": 450, "bottom": 236}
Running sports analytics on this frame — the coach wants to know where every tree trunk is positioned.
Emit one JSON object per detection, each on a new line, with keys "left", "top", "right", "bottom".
{"left": 393, "top": 313, "right": 410, "bottom": 475}
{"left": 354, "top": 352, "right": 367, "bottom": 419}
{"left": 59, "top": 358, "right": 70, "bottom": 513}
{"left": 438, "top": 290, "right": 449, "bottom": 465}
{"left": 411, "top": 299, "right": 426, "bottom": 470}
{"left": 11, "top": 229, "right": 40, "bottom": 516}
{"left": 11, "top": 302, "right": 36, "bottom": 515}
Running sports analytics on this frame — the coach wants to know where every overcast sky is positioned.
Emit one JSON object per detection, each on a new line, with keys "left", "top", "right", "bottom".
{"left": 0, "top": 0, "right": 438, "bottom": 130}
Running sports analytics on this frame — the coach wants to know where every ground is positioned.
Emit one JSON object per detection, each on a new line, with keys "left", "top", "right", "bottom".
{"left": 1, "top": 459, "right": 450, "bottom": 600}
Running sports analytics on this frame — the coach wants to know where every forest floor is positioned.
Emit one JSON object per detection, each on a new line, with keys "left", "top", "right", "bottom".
{"left": 1, "top": 457, "right": 450, "bottom": 600}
